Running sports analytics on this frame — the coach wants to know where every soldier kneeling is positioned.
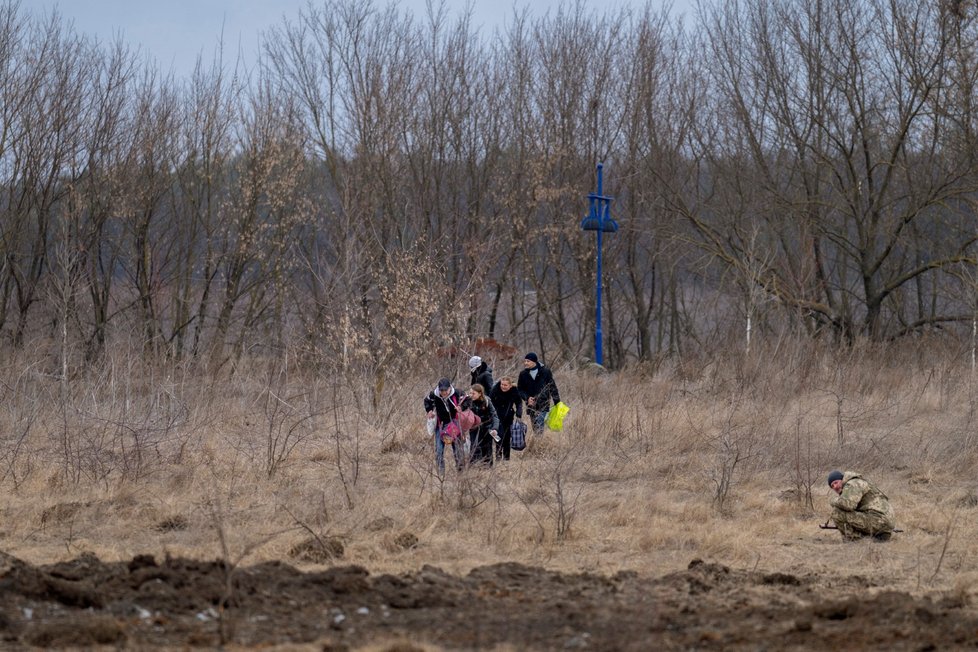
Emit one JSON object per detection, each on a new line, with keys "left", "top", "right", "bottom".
{"left": 827, "top": 470, "right": 896, "bottom": 541}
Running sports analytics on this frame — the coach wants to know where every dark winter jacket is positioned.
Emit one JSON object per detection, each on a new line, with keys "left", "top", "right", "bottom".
{"left": 470, "top": 362, "right": 494, "bottom": 395}
{"left": 517, "top": 364, "right": 560, "bottom": 409}
{"left": 462, "top": 395, "right": 500, "bottom": 464}
{"left": 423, "top": 385, "right": 465, "bottom": 427}
{"left": 489, "top": 382, "right": 523, "bottom": 428}
{"left": 461, "top": 396, "right": 499, "bottom": 435}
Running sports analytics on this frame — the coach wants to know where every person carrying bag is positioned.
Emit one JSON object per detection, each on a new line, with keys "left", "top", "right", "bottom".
{"left": 423, "top": 378, "right": 466, "bottom": 477}
{"left": 517, "top": 352, "right": 561, "bottom": 435}
{"left": 489, "top": 375, "right": 524, "bottom": 459}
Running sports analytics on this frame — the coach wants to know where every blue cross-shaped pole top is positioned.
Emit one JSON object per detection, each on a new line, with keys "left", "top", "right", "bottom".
{"left": 580, "top": 163, "right": 619, "bottom": 232}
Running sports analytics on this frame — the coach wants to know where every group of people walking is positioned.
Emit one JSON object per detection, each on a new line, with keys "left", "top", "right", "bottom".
{"left": 423, "top": 351, "right": 560, "bottom": 477}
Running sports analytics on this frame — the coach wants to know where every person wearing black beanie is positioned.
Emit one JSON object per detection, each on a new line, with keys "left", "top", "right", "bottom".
{"left": 517, "top": 352, "right": 559, "bottom": 434}
{"left": 826, "top": 470, "right": 896, "bottom": 541}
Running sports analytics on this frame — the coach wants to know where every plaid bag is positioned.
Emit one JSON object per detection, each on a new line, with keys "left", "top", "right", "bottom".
{"left": 510, "top": 420, "right": 527, "bottom": 451}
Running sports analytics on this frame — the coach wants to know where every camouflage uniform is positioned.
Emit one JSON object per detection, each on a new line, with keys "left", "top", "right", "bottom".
{"left": 830, "top": 472, "right": 896, "bottom": 540}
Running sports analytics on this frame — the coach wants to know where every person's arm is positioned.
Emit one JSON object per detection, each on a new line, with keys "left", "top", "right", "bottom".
{"left": 520, "top": 371, "right": 547, "bottom": 410}
{"left": 549, "top": 372, "right": 560, "bottom": 404}
{"left": 488, "top": 401, "right": 499, "bottom": 432}
{"left": 423, "top": 393, "right": 434, "bottom": 414}
{"left": 488, "top": 388, "right": 504, "bottom": 419}
{"left": 830, "top": 479, "right": 867, "bottom": 511}
{"left": 515, "top": 393, "right": 523, "bottom": 419}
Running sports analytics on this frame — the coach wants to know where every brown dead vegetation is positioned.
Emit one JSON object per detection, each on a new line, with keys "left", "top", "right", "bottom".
{"left": 0, "top": 338, "right": 977, "bottom": 647}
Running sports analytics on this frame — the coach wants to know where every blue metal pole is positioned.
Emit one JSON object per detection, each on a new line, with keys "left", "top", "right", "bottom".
{"left": 595, "top": 163, "right": 604, "bottom": 366}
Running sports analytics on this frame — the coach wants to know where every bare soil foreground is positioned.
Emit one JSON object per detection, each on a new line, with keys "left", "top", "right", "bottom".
{"left": 2, "top": 551, "right": 977, "bottom": 650}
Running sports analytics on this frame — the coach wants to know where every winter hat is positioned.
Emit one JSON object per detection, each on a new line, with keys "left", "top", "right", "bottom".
{"left": 437, "top": 377, "right": 452, "bottom": 391}
{"left": 468, "top": 355, "right": 482, "bottom": 370}
{"left": 827, "top": 470, "right": 844, "bottom": 486}
{"left": 524, "top": 352, "right": 539, "bottom": 364}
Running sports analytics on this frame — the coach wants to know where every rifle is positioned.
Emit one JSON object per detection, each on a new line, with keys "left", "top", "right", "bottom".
{"left": 820, "top": 519, "right": 903, "bottom": 533}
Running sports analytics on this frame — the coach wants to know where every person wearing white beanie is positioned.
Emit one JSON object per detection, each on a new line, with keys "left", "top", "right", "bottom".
{"left": 468, "top": 355, "right": 493, "bottom": 395}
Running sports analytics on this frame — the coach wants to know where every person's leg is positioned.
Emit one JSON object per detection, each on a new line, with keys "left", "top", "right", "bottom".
{"left": 434, "top": 433, "right": 446, "bottom": 477}
{"left": 849, "top": 511, "right": 894, "bottom": 537}
{"left": 499, "top": 423, "right": 511, "bottom": 460}
{"left": 833, "top": 520, "right": 862, "bottom": 540}
{"left": 832, "top": 508, "right": 893, "bottom": 539}
{"left": 469, "top": 431, "right": 481, "bottom": 463}
{"left": 481, "top": 433, "right": 494, "bottom": 466}
{"left": 451, "top": 439, "right": 464, "bottom": 471}
{"left": 528, "top": 408, "right": 546, "bottom": 434}
{"left": 472, "top": 431, "right": 491, "bottom": 466}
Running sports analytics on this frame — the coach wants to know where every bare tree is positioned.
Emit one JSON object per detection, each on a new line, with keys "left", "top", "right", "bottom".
{"left": 169, "top": 50, "right": 241, "bottom": 359}
{"left": 683, "top": 0, "right": 978, "bottom": 343}
{"left": 0, "top": 10, "right": 94, "bottom": 344}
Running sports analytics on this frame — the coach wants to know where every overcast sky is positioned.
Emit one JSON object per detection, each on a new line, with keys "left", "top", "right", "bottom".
{"left": 24, "top": 0, "right": 693, "bottom": 78}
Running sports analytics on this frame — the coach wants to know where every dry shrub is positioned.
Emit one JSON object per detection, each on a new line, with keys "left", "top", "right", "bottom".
{"left": 155, "top": 514, "right": 189, "bottom": 532}
{"left": 365, "top": 517, "right": 395, "bottom": 532}
{"left": 40, "top": 501, "right": 89, "bottom": 525}
{"left": 288, "top": 536, "right": 344, "bottom": 563}
{"left": 382, "top": 532, "right": 419, "bottom": 552}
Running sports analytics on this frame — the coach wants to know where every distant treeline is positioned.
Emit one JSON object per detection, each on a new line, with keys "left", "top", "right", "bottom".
{"left": 2, "top": 0, "right": 977, "bottom": 376}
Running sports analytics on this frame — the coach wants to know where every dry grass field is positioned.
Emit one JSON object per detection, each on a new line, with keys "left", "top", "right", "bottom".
{"left": 2, "top": 338, "right": 978, "bottom": 648}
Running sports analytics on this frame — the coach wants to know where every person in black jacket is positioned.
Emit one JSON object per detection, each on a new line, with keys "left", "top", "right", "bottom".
{"left": 517, "top": 352, "right": 560, "bottom": 434}
{"left": 462, "top": 383, "right": 499, "bottom": 466}
{"left": 489, "top": 376, "right": 523, "bottom": 460}
{"left": 469, "top": 356, "right": 494, "bottom": 396}
{"left": 423, "top": 377, "right": 466, "bottom": 477}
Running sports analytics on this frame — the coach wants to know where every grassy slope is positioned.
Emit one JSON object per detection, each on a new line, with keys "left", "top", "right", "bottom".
{"left": 1, "top": 340, "right": 976, "bottom": 599}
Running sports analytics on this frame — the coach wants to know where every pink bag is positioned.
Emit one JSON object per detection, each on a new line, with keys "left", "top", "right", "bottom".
{"left": 441, "top": 420, "right": 462, "bottom": 443}
{"left": 458, "top": 408, "right": 481, "bottom": 433}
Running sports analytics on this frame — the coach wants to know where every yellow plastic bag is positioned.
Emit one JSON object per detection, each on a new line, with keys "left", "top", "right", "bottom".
{"left": 545, "top": 401, "right": 570, "bottom": 431}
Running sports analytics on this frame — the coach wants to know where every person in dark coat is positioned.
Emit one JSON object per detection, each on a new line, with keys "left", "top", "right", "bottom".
{"left": 461, "top": 383, "right": 499, "bottom": 466}
{"left": 469, "top": 356, "right": 494, "bottom": 396}
{"left": 517, "top": 352, "right": 560, "bottom": 434}
{"left": 423, "top": 377, "right": 466, "bottom": 477}
{"left": 489, "top": 376, "right": 523, "bottom": 460}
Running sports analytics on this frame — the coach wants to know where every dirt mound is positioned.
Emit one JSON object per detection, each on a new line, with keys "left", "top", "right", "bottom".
{"left": 0, "top": 552, "right": 976, "bottom": 649}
